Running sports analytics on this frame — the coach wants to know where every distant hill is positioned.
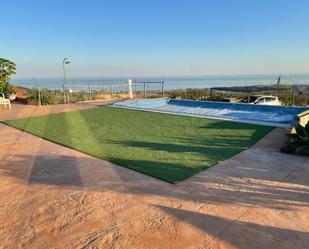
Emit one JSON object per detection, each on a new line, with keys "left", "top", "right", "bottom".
{"left": 211, "top": 84, "right": 309, "bottom": 93}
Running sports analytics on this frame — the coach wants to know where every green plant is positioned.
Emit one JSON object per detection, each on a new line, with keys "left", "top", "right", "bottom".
{"left": 0, "top": 58, "right": 16, "bottom": 93}
{"left": 27, "top": 88, "right": 64, "bottom": 105}
{"left": 6, "top": 84, "right": 17, "bottom": 93}
{"left": 282, "top": 121, "right": 309, "bottom": 156}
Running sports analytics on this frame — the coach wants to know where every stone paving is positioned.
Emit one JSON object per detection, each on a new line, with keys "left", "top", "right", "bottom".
{"left": 0, "top": 103, "right": 308, "bottom": 249}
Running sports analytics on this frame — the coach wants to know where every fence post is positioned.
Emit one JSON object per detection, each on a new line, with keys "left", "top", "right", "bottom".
{"left": 37, "top": 86, "right": 41, "bottom": 106}
{"left": 63, "top": 84, "right": 66, "bottom": 104}
{"left": 144, "top": 82, "right": 146, "bottom": 99}
{"left": 110, "top": 81, "right": 113, "bottom": 98}
{"left": 88, "top": 84, "right": 92, "bottom": 101}
{"left": 161, "top": 81, "right": 164, "bottom": 98}
{"left": 67, "top": 89, "right": 70, "bottom": 104}
{"left": 248, "top": 92, "right": 251, "bottom": 103}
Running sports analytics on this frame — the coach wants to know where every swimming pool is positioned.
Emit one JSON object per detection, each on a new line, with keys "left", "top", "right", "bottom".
{"left": 113, "top": 98, "right": 309, "bottom": 127}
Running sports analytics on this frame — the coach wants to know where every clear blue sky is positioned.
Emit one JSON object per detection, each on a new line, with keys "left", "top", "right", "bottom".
{"left": 1, "top": 0, "right": 309, "bottom": 78}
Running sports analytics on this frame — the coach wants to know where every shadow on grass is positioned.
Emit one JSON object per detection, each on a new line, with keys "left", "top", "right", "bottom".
{"left": 199, "top": 120, "right": 271, "bottom": 130}
{"left": 105, "top": 139, "right": 247, "bottom": 161}
{"left": 107, "top": 157, "right": 204, "bottom": 183}
{"left": 199, "top": 120, "right": 274, "bottom": 144}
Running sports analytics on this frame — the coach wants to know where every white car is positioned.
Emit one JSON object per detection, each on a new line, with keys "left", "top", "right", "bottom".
{"left": 241, "top": 95, "right": 282, "bottom": 106}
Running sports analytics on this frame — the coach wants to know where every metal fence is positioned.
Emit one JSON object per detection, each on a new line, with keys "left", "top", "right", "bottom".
{"left": 170, "top": 87, "right": 309, "bottom": 106}
{"left": 32, "top": 80, "right": 165, "bottom": 105}
{"left": 28, "top": 78, "right": 309, "bottom": 107}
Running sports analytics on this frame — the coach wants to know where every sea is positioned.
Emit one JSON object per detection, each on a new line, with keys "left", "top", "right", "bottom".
{"left": 11, "top": 74, "right": 309, "bottom": 91}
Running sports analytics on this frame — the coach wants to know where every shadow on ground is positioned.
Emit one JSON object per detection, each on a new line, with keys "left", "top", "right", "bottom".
{"left": 1, "top": 152, "right": 308, "bottom": 211}
{"left": 156, "top": 205, "right": 309, "bottom": 249}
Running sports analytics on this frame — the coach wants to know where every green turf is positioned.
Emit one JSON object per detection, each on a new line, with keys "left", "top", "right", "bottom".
{"left": 3, "top": 107, "right": 273, "bottom": 183}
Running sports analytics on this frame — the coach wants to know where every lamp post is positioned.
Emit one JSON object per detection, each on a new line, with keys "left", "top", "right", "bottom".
{"left": 62, "top": 58, "right": 71, "bottom": 104}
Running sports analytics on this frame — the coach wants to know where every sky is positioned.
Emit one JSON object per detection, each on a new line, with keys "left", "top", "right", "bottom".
{"left": 1, "top": 0, "right": 309, "bottom": 78}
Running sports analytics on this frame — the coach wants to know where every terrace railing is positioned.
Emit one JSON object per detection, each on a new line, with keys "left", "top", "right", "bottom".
{"left": 32, "top": 80, "right": 165, "bottom": 105}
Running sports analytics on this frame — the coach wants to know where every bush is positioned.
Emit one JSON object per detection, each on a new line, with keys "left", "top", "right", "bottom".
{"left": 282, "top": 121, "right": 309, "bottom": 156}
{"left": 27, "top": 88, "right": 64, "bottom": 105}
{"left": 26, "top": 88, "right": 96, "bottom": 105}
{"left": 6, "top": 84, "right": 17, "bottom": 93}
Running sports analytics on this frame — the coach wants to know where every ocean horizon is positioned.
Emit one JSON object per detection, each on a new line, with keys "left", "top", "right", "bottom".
{"left": 11, "top": 74, "right": 309, "bottom": 91}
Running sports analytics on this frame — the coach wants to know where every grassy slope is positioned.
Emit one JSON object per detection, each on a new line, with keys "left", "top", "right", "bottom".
{"left": 4, "top": 107, "right": 273, "bottom": 183}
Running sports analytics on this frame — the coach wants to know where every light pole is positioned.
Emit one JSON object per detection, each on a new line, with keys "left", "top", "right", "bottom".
{"left": 62, "top": 58, "right": 71, "bottom": 104}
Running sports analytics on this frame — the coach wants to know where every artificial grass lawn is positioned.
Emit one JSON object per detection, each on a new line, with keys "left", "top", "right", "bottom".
{"left": 4, "top": 107, "right": 273, "bottom": 183}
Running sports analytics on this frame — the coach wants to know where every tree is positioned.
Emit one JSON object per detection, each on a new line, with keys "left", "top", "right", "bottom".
{"left": 0, "top": 58, "right": 16, "bottom": 93}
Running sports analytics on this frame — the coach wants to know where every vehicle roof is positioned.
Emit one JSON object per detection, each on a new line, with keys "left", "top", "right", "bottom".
{"left": 252, "top": 95, "right": 277, "bottom": 98}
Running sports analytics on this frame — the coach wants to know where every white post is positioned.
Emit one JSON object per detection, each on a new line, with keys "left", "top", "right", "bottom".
{"left": 128, "top": 79, "right": 133, "bottom": 99}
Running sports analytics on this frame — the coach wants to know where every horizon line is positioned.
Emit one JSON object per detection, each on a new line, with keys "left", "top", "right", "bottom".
{"left": 11, "top": 73, "right": 309, "bottom": 80}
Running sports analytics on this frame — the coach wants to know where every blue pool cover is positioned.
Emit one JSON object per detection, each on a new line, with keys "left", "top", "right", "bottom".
{"left": 113, "top": 98, "right": 309, "bottom": 127}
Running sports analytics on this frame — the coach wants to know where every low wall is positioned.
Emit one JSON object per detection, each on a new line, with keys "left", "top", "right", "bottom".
{"left": 294, "top": 109, "right": 309, "bottom": 127}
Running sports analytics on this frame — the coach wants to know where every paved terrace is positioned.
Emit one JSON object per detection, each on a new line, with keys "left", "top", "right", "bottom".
{"left": 0, "top": 103, "right": 308, "bottom": 249}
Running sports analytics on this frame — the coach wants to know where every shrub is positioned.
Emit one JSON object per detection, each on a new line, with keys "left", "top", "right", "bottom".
{"left": 282, "top": 121, "right": 309, "bottom": 156}
{"left": 6, "top": 84, "right": 17, "bottom": 93}
{"left": 27, "top": 88, "right": 64, "bottom": 105}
